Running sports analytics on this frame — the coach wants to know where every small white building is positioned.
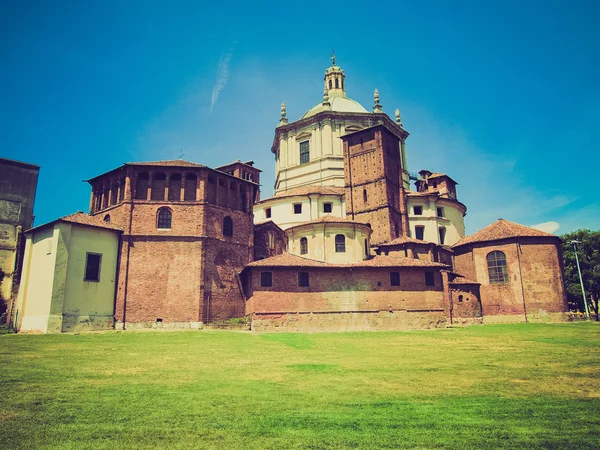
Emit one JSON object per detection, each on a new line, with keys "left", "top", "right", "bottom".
{"left": 14, "top": 213, "right": 122, "bottom": 333}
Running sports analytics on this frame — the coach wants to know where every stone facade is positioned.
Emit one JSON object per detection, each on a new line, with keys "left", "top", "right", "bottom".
{"left": 0, "top": 157, "right": 39, "bottom": 321}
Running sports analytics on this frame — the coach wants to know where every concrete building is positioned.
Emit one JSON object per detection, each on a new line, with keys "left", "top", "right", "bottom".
{"left": 0, "top": 157, "right": 39, "bottom": 321}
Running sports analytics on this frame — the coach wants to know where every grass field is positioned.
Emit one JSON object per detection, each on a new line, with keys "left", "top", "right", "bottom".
{"left": 1, "top": 323, "right": 599, "bottom": 449}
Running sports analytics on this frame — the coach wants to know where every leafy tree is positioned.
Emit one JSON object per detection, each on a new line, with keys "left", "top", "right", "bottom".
{"left": 561, "top": 229, "right": 600, "bottom": 320}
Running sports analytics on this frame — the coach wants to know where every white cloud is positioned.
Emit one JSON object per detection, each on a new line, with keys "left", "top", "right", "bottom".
{"left": 530, "top": 221, "right": 560, "bottom": 234}
{"left": 210, "top": 51, "right": 233, "bottom": 114}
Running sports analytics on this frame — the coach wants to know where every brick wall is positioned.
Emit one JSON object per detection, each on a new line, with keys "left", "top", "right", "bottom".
{"left": 342, "top": 126, "right": 406, "bottom": 245}
{"left": 453, "top": 237, "right": 567, "bottom": 320}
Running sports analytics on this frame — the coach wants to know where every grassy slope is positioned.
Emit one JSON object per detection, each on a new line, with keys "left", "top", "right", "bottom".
{"left": 0, "top": 323, "right": 598, "bottom": 449}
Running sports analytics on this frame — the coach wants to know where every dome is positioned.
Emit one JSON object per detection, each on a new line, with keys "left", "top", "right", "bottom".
{"left": 301, "top": 96, "right": 368, "bottom": 119}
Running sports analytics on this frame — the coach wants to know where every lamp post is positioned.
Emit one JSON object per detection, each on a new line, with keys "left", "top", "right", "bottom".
{"left": 570, "top": 240, "right": 590, "bottom": 318}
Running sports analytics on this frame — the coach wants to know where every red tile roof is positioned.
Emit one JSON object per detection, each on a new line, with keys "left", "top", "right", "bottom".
{"left": 125, "top": 160, "right": 206, "bottom": 168}
{"left": 287, "top": 215, "right": 370, "bottom": 229}
{"left": 452, "top": 219, "right": 556, "bottom": 248}
{"left": 376, "top": 235, "right": 433, "bottom": 246}
{"left": 273, "top": 186, "right": 345, "bottom": 198}
{"left": 246, "top": 253, "right": 449, "bottom": 269}
{"left": 28, "top": 212, "right": 123, "bottom": 233}
{"left": 449, "top": 276, "right": 480, "bottom": 285}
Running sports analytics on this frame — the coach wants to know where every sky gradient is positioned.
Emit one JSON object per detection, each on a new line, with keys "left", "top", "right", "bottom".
{"left": 1, "top": 0, "right": 599, "bottom": 235}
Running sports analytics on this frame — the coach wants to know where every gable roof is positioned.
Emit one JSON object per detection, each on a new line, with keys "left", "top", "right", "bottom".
{"left": 452, "top": 219, "right": 557, "bottom": 248}
{"left": 246, "top": 253, "right": 449, "bottom": 269}
{"left": 27, "top": 212, "right": 123, "bottom": 234}
{"left": 376, "top": 235, "right": 435, "bottom": 247}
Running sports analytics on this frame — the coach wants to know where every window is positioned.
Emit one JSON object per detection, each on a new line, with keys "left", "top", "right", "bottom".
{"left": 365, "top": 239, "right": 369, "bottom": 258}
{"left": 458, "top": 295, "right": 464, "bottom": 303}
{"left": 265, "top": 208, "right": 272, "bottom": 218}
{"left": 300, "top": 237, "right": 308, "bottom": 255}
{"left": 415, "top": 226, "right": 424, "bottom": 240}
{"left": 390, "top": 272, "right": 400, "bottom": 286}
{"left": 157, "top": 208, "right": 172, "bottom": 229}
{"left": 268, "top": 232, "right": 274, "bottom": 249}
{"left": 439, "top": 227, "right": 446, "bottom": 245}
{"left": 413, "top": 206, "right": 423, "bottom": 215}
{"left": 437, "top": 207, "right": 444, "bottom": 218}
{"left": 260, "top": 272, "right": 272, "bottom": 287}
{"left": 298, "top": 271, "right": 309, "bottom": 287}
{"left": 487, "top": 251, "right": 509, "bottom": 284}
{"left": 300, "top": 141, "right": 310, "bottom": 164}
{"left": 328, "top": 79, "right": 332, "bottom": 89}
{"left": 84, "top": 253, "right": 102, "bottom": 282}
{"left": 335, "top": 78, "right": 339, "bottom": 89}
{"left": 293, "top": 203, "right": 302, "bottom": 214}
{"left": 433, "top": 182, "right": 438, "bottom": 189}
{"left": 103, "top": 214, "right": 110, "bottom": 223}
{"left": 335, "top": 234, "right": 346, "bottom": 253}
{"left": 425, "top": 272, "right": 435, "bottom": 286}
{"left": 223, "top": 216, "right": 233, "bottom": 236}
{"left": 323, "top": 203, "right": 332, "bottom": 213}
{"left": 363, "top": 189, "right": 368, "bottom": 203}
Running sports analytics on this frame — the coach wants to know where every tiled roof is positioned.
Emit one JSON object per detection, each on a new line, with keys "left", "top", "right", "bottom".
{"left": 376, "top": 235, "right": 433, "bottom": 246}
{"left": 450, "top": 276, "right": 480, "bottom": 285}
{"left": 452, "top": 219, "right": 556, "bottom": 248}
{"left": 28, "top": 212, "right": 123, "bottom": 233}
{"left": 273, "top": 186, "right": 345, "bottom": 198}
{"left": 216, "top": 160, "right": 262, "bottom": 171}
{"left": 125, "top": 160, "right": 206, "bottom": 168}
{"left": 246, "top": 253, "right": 449, "bottom": 269}
{"left": 288, "top": 215, "right": 369, "bottom": 229}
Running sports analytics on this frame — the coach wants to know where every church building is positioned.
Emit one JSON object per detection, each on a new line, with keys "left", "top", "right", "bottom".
{"left": 12, "top": 56, "right": 568, "bottom": 333}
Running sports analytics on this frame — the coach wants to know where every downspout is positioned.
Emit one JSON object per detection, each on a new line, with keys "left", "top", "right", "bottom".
{"left": 516, "top": 240, "right": 528, "bottom": 323}
{"left": 122, "top": 200, "right": 134, "bottom": 329}
{"left": 111, "top": 232, "right": 123, "bottom": 329}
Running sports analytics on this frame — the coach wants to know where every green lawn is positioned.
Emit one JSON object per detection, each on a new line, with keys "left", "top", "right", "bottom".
{"left": 1, "top": 323, "right": 599, "bottom": 449}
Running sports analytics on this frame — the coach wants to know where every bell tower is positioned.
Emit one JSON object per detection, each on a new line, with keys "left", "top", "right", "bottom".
{"left": 324, "top": 51, "right": 346, "bottom": 97}
{"left": 342, "top": 123, "right": 410, "bottom": 245}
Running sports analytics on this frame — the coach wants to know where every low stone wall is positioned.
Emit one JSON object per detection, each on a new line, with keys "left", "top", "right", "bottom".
{"left": 62, "top": 314, "right": 114, "bottom": 332}
{"left": 115, "top": 320, "right": 203, "bottom": 330}
{"left": 482, "top": 311, "right": 569, "bottom": 324}
{"left": 250, "top": 309, "right": 448, "bottom": 332}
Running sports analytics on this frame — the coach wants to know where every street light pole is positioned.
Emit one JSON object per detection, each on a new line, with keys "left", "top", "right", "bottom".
{"left": 570, "top": 240, "right": 590, "bottom": 318}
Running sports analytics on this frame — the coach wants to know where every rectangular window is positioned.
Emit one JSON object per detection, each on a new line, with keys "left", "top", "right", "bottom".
{"left": 437, "top": 207, "right": 444, "bottom": 218}
{"left": 260, "top": 272, "right": 272, "bottom": 287}
{"left": 293, "top": 203, "right": 302, "bottom": 214}
{"left": 415, "top": 226, "right": 425, "bottom": 240}
{"left": 323, "top": 202, "right": 332, "bottom": 213}
{"left": 439, "top": 227, "right": 446, "bottom": 245}
{"left": 265, "top": 208, "right": 272, "bottom": 218}
{"left": 84, "top": 253, "right": 102, "bottom": 282}
{"left": 425, "top": 272, "right": 435, "bottom": 286}
{"left": 298, "top": 271, "right": 309, "bottom": 287}
{"left": 390, "top": 272, "right": 400, "bottom": 286}
{"left": 413, "top": 206, "right": 423, "bottom": 215}
{"left": 299, "top": 141, "right": 310, "bottom": 164}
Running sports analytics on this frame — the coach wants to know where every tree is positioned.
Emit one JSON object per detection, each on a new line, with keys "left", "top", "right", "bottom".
{"left": 561, "top": 229, "right": 600, "bottom": 320}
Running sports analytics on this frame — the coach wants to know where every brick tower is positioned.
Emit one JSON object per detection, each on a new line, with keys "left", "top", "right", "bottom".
{"left": 342, "top": 122, "right": 410, "bottom": 245}
{"left": 86, "top": 160, "right": 260, "bottom": 328}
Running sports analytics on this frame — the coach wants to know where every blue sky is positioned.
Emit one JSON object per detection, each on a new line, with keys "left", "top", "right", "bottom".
{"left": 1, "top": 0, "right": 599, "bottom": 235}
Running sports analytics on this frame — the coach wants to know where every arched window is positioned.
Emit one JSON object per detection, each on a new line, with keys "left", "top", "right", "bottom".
{"left": 335, "top": 234, "right": 346, "bottom": 253}
{"left": 103, "top": 214, "right": 110, "bottom": 223}
{"left": 328, "top": 79, "right": 332, "bottom": 89}
{"left": 363, "top": 189, "right": 368, "bottom": 203}
{"left": 335, "top": 78, "right": 339, "bottom": 89}
{"left": 365, "top": 239, "right": 369, "bottom": 258}
{"left": 487, "top": 251, "right": 508, "bottom": 284}
{"left": 157, "top": 208, "right": 172, "bottom": 229}
{"left": 300, "top": 237, "right": 308, "bottom": 255}
{"left": 223, "top": 216, "right": 233, "bottom": 237}
{"left": 268, "top": 232, "right": 274, "bottom": 249}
